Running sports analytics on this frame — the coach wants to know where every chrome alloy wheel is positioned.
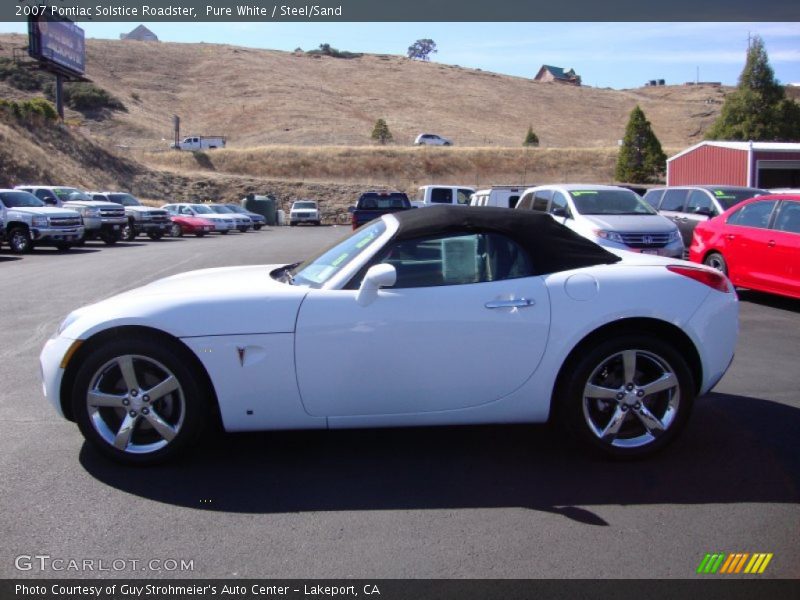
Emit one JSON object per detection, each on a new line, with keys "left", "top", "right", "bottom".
{"left": 86, "top": 354, "right": 186, "bottom": 454}
{"left": 582, "top": 349, "right": 680, "bottom": 449}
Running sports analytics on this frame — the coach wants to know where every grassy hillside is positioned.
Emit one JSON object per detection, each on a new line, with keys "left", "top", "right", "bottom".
{"left": 0, "top": 33, "right": 727, "bottom": 151}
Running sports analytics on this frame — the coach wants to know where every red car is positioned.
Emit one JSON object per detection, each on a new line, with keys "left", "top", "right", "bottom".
{"left": 169, "top": 215, "right": 215, "bottom": 238}
{"left": 689, "top": 194, "right": 800, "bottom": 299}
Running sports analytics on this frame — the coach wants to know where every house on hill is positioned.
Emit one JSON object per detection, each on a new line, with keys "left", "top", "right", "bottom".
{"left": 534, "top": 65, "right": 581, "bottom": 86}
{"left": 120, "top": 25, "right": 159, "bottom": 42}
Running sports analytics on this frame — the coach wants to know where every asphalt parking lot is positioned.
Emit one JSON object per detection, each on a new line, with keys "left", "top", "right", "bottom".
{"left": 1, "top": 226, "right": 798, "bottom": 579}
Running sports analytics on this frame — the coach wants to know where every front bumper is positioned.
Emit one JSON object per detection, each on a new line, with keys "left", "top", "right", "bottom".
{"left": 135, "top": 221, "right": 171, "bottom": 234}
{"left": 31, "top": 226, "right": 85, "bottom": 243}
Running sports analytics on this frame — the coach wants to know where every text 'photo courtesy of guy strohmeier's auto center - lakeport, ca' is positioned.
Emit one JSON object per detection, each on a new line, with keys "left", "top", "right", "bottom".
{"left": 0, "top": 0, "right": 799, "bottom": 597}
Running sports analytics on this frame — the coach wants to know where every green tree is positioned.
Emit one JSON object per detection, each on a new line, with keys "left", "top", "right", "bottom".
{"left": 371, "top": 118, "right": 393, "bottom": 145}
{"left": 615, "top": 105, "right": 667, "bottom": 183}
{"left": 706, "top": 35, "right": 800, "bottom": 141}
{"left": 522, "top": 125, "right": 539, "bottom": 147}
{"left": 407, "top": 39, "right": 437, "bottom": 61}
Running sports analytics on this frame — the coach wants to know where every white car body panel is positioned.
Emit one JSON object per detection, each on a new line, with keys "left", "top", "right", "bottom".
{"left": 295, "top": 276, "right": 550, "bottom": 417}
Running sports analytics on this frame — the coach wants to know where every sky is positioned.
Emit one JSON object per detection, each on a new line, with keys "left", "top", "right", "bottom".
{"left": 2, "top": 21, "right": 799, "bottom": 89}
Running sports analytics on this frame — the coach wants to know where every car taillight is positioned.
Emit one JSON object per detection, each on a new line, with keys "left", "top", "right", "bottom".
{"left": 352, "top": 212, "right": 358, "bottom": 230}
{"left": 667, "top": 265, "right": 731, "bottom": 293}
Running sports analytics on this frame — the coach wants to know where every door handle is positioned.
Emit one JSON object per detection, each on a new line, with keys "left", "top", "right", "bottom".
{"left": 768, "top": 240, "right": 776, "bottom": 247}
{"left": 725, "top": 234, "right": 736, "bottom": 240}
{"left": 485, "top": 298, "right": 535, "bottom": 309}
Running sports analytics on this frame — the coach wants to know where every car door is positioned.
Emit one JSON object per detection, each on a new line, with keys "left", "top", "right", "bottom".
{"left": 723, "top": 199, "right": 779, "bottom": 289}
{"left": 658, "top": 189, "right": 690, "bottom": 242}
{"left": 294, "top": 231, "right": 551, "bottom": 417}
{"left": 769, "top": 200, "right": 800, "bottom": 297}
{"left": 682, "top": 190, "right": 717, "bottom": 246}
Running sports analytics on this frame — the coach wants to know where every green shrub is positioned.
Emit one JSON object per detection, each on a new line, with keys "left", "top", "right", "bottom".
{"left": 0, "top": 58, "right": 49, "bottom": 91}
{"left": 306, "top": 43, "right": 362, "bottom": 59}
{"left": 44, "top": 82, "right": 127, "bottom": 113}
{"left": 0, "top": 97, "right": 58, "bottom": 122}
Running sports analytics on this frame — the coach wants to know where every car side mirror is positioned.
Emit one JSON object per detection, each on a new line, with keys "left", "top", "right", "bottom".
{"left": 356, "top": 264, "right": 396, "bottom": 307}
{"left": 551, "top": 207, "right": 567, "bottom": 217}
{"left": 42, "top": 195, "right": 57, "bottom": 205}
{"left": 694, "top": 207, "right": 714, "bottom": 217}
{"left": 347, "top": 206, "right": 355, "bottom": 213}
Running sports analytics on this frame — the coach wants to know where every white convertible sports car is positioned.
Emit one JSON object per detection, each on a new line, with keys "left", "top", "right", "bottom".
{"left": 40, "top": 206, "right": 738, "bottom": 464}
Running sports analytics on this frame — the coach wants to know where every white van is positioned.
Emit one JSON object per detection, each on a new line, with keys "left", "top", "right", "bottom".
{"left": 414, "top": 185, "right": 475, "bottom": 207}
{"left": 470, "top": 186, "right": 527, "bottom": 208}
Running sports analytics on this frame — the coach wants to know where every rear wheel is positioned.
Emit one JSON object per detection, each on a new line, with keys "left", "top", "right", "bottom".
{"left": 71, "top": 336, "right": 211, "bottom": 465}
{"left": 703, "top": 252, "right": 728, "bottom": 276}
{"left": 558, "top": 335, "right": 694, "bottom": 459}
{"left": 170, "top": 223, "right": 183, "bottom": 237}
{"left": 8, "top": 227, "right": 32, "bottom": 254}
{"left": 195, "top": 231, "right": 206, "bottom": 238}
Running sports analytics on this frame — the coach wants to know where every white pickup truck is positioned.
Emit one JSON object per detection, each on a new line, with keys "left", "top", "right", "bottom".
{"left": 170, "top": 136, "right": 226, "bottom": 151}
{"left": 0, "top": 189, "right": 84, "bottom": 253}
{"left": 413, "top": 185, "right": 476, "bottom": 207}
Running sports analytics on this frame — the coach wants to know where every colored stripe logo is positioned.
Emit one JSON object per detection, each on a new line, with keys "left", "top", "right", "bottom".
{"left": 697, "top": 553, "right": 773, "bottom": 574}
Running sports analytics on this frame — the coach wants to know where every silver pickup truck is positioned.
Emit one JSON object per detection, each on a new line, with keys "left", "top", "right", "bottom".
{"left": 0, "top": 189, "right": 84, "bottom": 253}
{"left": 15, "top": 186, "right": 127, "bottom": 245}
{"left": 89, "top": 191, "right": 171, "bottom": 241}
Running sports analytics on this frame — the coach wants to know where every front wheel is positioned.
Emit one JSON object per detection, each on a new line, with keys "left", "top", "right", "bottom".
{"left": 55, "top": 243, "right": 72, "bottom": 252}
{"left": 148, "top": 231, "right": 163, "bottom": 241}
{"left": 8, "top": 227, "right": 32, "bottom": 254}
{"left": 253, "top": 224, "right": 262, "bottom": 231}
{"left": 71, "top": 336, "right": 211, "bottom": 465}
{"left": 121, "top": 222, "right": 136, "bottom": 242}
{"left": 703, "top": 252, "right": 728, "bottom": 276}
{"left": 170, "top": 223, "right": 183, "bottom": 238}
{"left": 101, "top": 232, "right": 119, "bottom": 245}
{"left": 557, "top": 335, "right": 694, "bottom": 459}
{"left": 219, "top": 230, "right": 229, "bottom": 235}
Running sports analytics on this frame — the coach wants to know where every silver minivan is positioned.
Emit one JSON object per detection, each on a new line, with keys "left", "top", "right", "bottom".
{"left": 516, "top": 184, "right": 684, "bottom": 257}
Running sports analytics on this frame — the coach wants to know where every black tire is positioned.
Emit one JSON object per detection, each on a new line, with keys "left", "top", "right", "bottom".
{"left": 195, "top": 231, "right": 206, "bottom": 238}
{"left": 557, "top": 334, "right": 695, "bottom": 459}
{"left": 71, "top": 335, "right": 212, "bottom": 465}
{"left": 237, "top": 227, "right": 248, "bottom": 233}
{"left": 315, "top": 221, "right": 321, "bottom": 226}
{"left": 101, "top": 232, "right": 119, "bottom": 246}
{"left": 148, "top": 231, "right": 163, "bottom": 241}
{"left": 121, "top": 222, "right": 136, "bottom": 242}
{"left": 703, "top": 252, "right": 728, "bottom": 276}
{"left": 290, "top": 222, "right": 296, "bottom": 227}
{"left": 8, "top": 226, "right": 32, "bottom": 254}
{"left": 253, "top": 224, "right": 262, "bottom": 231}
{"left": 55, "top": 243, "right": 72, "bottom": 252}
{"left": 219, "top": 230, "right": 229, "bottom": 235}
{"left": 170, "top": 222, "right": 183, "bottom": 238}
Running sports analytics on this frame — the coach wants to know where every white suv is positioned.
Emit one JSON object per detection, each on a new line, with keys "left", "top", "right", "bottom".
{"left": 517, "top": 184, "right": 684, "bottom": 258}
{"left": 414, "top": 133, "right": 452, "bottom": 146}
{"left": 289, "top": 200, "right": 321, "bottom": 226}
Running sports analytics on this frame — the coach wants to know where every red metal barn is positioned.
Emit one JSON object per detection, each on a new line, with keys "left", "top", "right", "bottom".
{"left": 667, "top": 142, "right": 800, "bottom": 189}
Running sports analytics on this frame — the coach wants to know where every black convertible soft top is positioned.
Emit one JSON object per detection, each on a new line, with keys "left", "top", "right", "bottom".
{"left": 390, "top": 205, "right": 620, "bottom": 274}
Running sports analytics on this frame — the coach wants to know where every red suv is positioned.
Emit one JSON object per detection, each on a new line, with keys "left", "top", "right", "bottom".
{"left": 689, "top": 194, "right": 800, "bottom": 299}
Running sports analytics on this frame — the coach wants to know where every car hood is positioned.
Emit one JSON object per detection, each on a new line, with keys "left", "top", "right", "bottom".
{"left": 61, "top": 265, "right": 308, "bottom": 340}
{"left": 64, "top": 201, "right": 122, "bottom": 210}
{"left": 126, "top": 206, "right": 167, "bottom": 214}
{"left": 581, "top": 214, "right": 676, "bottom": 232}
{"left": 6, "top": 207, "right": 80, "bottom": 218}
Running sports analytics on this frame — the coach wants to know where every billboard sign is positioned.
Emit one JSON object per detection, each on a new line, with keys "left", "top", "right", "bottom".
{"left": 28, "top": 15, "right": 85, "bottom": 77}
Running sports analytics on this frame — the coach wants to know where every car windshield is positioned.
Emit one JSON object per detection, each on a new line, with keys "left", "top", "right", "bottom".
{"left": 569, "top": 189, "right": 656, "bottom": 215}
{"left": 108, "top": 193, "right": 141, "bottom": 206}
{"left": 708, "top": 188, "right": 768, "bottom": 210}
{"left": 54, "top": 188, "right": 92, "bottom": 201}
{"left": 0, "top": 191, "right": 45, "bottom": 208}
{"left": 293, "top": 202, "right": 317, "bottom": 210}
{"left": 290, "top": 220, "right": 387, "bottom": 288}
{"left": 226, "top": 205, "right": 247, "bottom": 213}
{"left": 209, "top": 205, "right": 234, "bottom": 213}
{"left": 191, "top": 205, "right": 213, "bottom": 214}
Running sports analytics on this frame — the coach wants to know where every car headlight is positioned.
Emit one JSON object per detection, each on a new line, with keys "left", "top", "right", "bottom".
{"left": 32, "top": 216, "right": 49, "bottom": 227}
{"left": 668, "top": 230, "right": 682, "bottom": 243}
{"left": 594, "top": 229, "right": 625, "bottom": 244}
{"left": 81, "top": 207, "right": 100, "bottom": 218}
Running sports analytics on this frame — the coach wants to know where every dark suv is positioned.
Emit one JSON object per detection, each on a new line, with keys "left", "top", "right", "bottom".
{"left": 643, "top": 185, "right": 768, "bottom": 246}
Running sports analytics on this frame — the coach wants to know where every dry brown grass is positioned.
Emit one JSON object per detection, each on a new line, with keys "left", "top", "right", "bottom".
{"left": 139, "top": 145, "right": 649, "bottom": 192}
{"left": 0, "top": 33, "right": 727, "bottom": 153}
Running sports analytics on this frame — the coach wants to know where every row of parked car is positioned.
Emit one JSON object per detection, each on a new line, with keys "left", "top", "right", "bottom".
{"left": 350, "top": 182, "right": 798, "bottom": 300}
{"left": 0, "top": 185, "right": 290, "bottom": 254}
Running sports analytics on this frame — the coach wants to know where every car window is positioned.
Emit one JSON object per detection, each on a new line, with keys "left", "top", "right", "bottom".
{"left": 727, "top": 200, "right": 778, "bottom": 229}
{"left": 773, "top": 202, "right": 800, "bottom": 234}
{"left": 430, "top": 188, "right": 453, "bottom": 204}
{"left": 0, "top": 191, "right": 45, "bottom": 208}
{"left": 532, "top": 190, "right": 552, "bottom": 212}
{"left": 550, "top": 191, "right": 570, "bottom": 217}
{"left": 376, "top": 232, "right": 533, "bottom": 289}
{"left": 709, "top": 188, "right": 767, "bottom": 210}
{"left": 517, "top": 192, "right": 535, "bottom": 211}
{"left": 569, "top": 189, "right": 655, "bottom": 215}
{"left": 508, "top": 195, "right": 520, "bottom": 208}
{"left": 660, "top": 189, "right": 689, "bottom": 212}
{"left": 643, "top": 189, "right": 664, "bottom": 209}
{"left": 686, "top": 190, "right": 716, "bottom": 215}
{"left": 457, "top": 189, "right": 473, "bottom": 205}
